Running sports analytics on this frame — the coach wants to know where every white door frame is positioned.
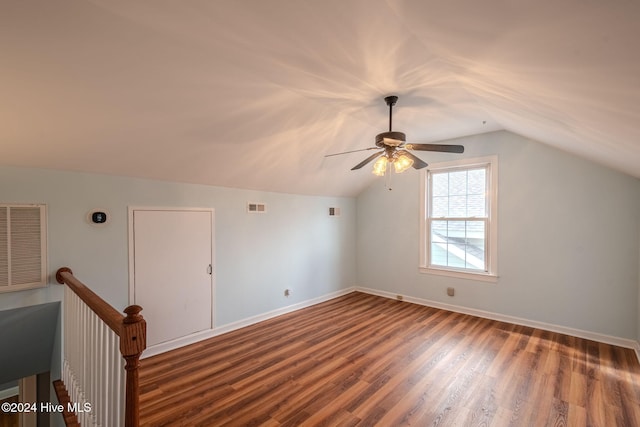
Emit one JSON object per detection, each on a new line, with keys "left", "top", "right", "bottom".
{"left": 128, "top": 206, "right": 215, "bottom": 355}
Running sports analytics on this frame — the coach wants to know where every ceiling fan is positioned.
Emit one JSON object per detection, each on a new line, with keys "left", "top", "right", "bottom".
{"left": 326, "top": 95, "right": 464, "bottom": 176}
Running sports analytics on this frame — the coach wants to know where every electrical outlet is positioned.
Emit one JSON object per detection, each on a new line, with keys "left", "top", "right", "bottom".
{"left": 447, "top": 287, "right": 455, "bottom": 297}
{"left": 284, "top": 289, "right": 291, "bottom": 297}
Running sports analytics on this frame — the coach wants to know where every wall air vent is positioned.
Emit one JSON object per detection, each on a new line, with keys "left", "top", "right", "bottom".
{"left": 329, "top": 207, "right": 341, "bottom": 216}
{"left": 247, "top": 202, "right": 266, "bottom": 213}
{"left": 0, "top": 204, "right": 47, "bottom": 293}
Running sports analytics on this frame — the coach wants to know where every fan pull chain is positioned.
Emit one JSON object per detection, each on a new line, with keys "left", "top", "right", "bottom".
{"left": 385, "top": 166, "right": 393, "bottom": 191}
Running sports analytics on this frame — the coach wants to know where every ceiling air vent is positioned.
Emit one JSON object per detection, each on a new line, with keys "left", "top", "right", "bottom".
{"left": 247, "top": 202, "right": 266, "bottom": 213}
{"left": 329, "top": 207, "right": 341, "bottom": 217}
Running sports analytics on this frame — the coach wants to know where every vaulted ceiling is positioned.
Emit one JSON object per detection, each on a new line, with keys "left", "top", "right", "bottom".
{"left": 2, "top": 1, "right": 639, "bottom": 196}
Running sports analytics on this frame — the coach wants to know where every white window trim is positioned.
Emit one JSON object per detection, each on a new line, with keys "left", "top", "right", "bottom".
{"left": 419, "top": 156, "right": 498, "bottom": 282}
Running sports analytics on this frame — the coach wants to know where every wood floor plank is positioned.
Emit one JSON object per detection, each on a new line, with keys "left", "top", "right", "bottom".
{"left": 139, "top": 292, "right": 640, "bottom": 426}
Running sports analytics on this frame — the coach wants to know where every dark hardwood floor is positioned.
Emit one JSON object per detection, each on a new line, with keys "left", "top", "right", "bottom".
{"left": 139, "top": 292, "right": 640, "bottom": 426}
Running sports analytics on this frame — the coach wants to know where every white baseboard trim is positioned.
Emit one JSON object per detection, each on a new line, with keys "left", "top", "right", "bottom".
{"left": 142, "top": 328, "right": 221, "bottom": 359}
{"left": 142, "top": 285, "right": 640, "bottom": 366}
{"left": 355, "top": 287, "right": 640, "bottom": 359}
{"left": 142, "top": 288, "right": 355, "bottom": 359}
{"left": 212, "top": 288, "right": 354, "bottom": 336}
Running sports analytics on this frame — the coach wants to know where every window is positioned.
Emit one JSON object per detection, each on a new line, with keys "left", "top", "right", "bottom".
{"left": 0, "top": 204, "right": 47, "bottom": 293}
{"left": 420, "top": 156, "right": 497, "bottom": 281}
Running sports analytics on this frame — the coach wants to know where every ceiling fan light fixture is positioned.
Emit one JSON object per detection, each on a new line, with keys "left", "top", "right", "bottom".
{"left": 372, "top": 156, "right": 388, "bottom": 176}
{"left": 327, "top": 95, "right": 464, "bottom": 174}
{"left": 394, "top": 153, "right": 414, "bottom": 173}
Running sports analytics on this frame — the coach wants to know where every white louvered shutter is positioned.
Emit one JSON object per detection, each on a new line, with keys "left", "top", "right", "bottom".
{"left": 0, "top": 205, "right": 47, "bottom": 292}
{"left": 0, "top": 208, "right": 7, "bottom": 286}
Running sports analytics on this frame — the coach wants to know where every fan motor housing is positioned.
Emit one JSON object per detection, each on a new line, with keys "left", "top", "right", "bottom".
{"left": 375, "top": 131, "right": 406, "bottom": 147}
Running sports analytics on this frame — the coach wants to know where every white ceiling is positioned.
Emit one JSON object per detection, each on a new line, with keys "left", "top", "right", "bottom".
{"left": 2, "top": 0, "right": 639, "bottom": 197}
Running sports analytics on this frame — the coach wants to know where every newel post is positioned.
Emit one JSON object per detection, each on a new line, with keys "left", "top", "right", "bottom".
{"left": 121, "top": 305, "right": 147, "bottom": 427}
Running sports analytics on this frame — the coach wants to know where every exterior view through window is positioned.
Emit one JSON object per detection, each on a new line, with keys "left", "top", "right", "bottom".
{"left": 422, "top": 156, "right": 497, "bottom": 280}
{"left": 430, "top": 167, "right": 487, "bottom": 271}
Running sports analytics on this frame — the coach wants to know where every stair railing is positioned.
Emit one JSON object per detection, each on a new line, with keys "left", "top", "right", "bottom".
{"left": 56, "top": 267, "right": 146, "bottom": 427}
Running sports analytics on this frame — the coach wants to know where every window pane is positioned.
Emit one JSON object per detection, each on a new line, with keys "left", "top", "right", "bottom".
{"left": 430, "top": 220, "right": 447, "bottom": 266}
{"left": 431, "top": 220, "right": 447, "bottom": 239}
{"left": 448, "top": 195, "right": 467, "bottom": 217}
{"left": 467, "top": 168, "right": 486, "bottom": 195}
{"left": 448, "top": 171, "right": 467, "bottom": 196}
{"left": 432, "top": 196, "right": 448, "bottom": 217}
{"left": 447, "top": 220, "right": 465, "bottom": 238}
{"left": 430, "top": 224, "right": 466, "bottom": 268}
{"left": 431, "top": 168, "right": 486, "bottom": 218}
{"left": 465, "top": 221, "right": 485, "bottom": 270}
{"left": 432, "top": 173, "right": 449, "bottom": 197}
{"left": 431, "top": 243, "right": 448, "bottom": 266}
{"left": 467, "top": 194, "right": 485, "bottom": 217}
{"left": 429, "top": 220, "right": 486, "bottom": 271}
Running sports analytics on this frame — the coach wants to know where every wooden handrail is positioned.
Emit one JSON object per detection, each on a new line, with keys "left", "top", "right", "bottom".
{"left": 56, "top": 267, "right": 123, "bottom": 333}
{"left": 56, "top": 267, "right": 146, "bottom": 427}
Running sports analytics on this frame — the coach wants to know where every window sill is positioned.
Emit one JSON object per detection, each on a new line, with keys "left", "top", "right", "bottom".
{"left": 419, "top": 266, "right": 498, "bottom": 283}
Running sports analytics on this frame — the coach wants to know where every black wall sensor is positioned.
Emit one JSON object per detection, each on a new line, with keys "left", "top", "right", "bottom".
{"left": 87, "top": 209, "right": 110, "bottom": 227}
{"left": 92, "top": 211, "right": 107, "bottom": 224}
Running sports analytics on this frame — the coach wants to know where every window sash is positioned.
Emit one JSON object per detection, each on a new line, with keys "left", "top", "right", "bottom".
{"left": 428, "top": 166, "right": 488, "bottom": 219}
{"left": 427, "top": 218, "right": 489, "bottom": 272}
{"left": 420, "top": 156, "right": 497, "bottom": 280}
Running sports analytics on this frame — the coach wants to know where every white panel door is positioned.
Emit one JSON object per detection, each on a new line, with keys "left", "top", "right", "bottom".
{"left": 132, "top": 209, "right": 213, "bottom": 347}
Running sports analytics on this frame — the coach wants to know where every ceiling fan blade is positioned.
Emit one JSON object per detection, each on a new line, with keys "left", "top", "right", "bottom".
{"left": 324, "top": 147, "right": 378, "bottom": 157}
{"left": 351, "top": 151, "right": 383, "bottom": 170}
{"left": 405, "top": 143, "right": 464, "bottom": 153}
{"left": 400, "top": 150, "right": 428, "bottom": 169}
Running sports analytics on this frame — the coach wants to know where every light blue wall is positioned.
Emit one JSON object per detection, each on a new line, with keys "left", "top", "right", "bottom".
{"left": 357, "top": 130, "right": 640, "bottom": 340}
{"left": 0, "top": 167, "right": 357, "bottom": 326}
{"left": 2, "top": 130, "right": 638, "bottom": 347}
